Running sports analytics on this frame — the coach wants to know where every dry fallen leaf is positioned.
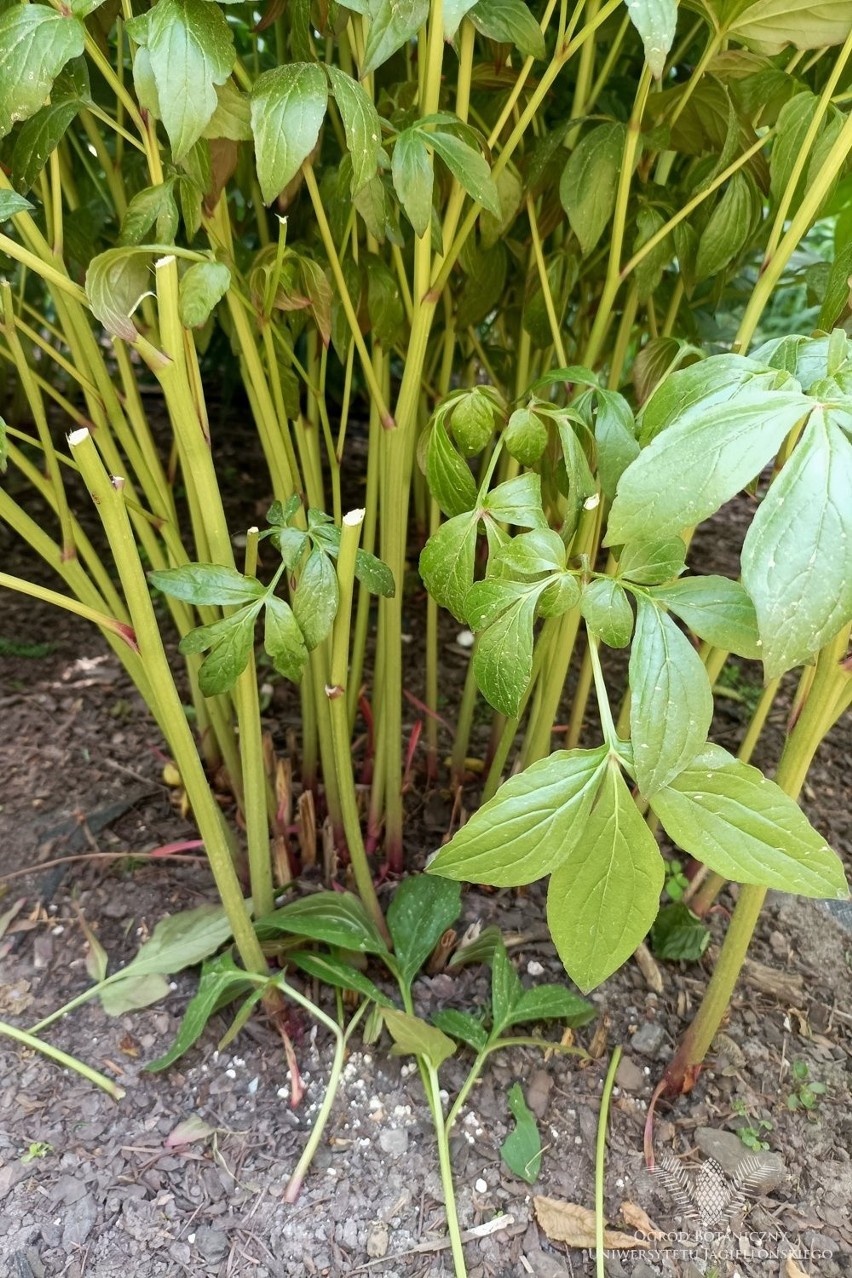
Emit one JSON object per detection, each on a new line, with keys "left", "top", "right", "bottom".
{"left": 165, "top": 1115, "right": 215, "bottom": 1148}
{"left": 534, "top": 1197, "right": 650, "bottom": 1250}
{"left": 633, "top": 942, "right": 664, "bottom": 993}
{"left": 0, "top": 978, "right": 34, "bottom": 1016}
{"left": 784, "top": 1258, "right": 811, "bottom": 1278}
{"left": 586, "top": 1012, "right": 610, "bottom": 1062}
{"left": 620, "top": 1201, "right": 665, "bottom": 1240}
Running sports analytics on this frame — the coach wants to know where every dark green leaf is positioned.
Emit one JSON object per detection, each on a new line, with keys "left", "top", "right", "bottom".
{"left": 449, "top": 387, "right": 502, "bottom": 457}
{"left": 264, "top": 595, "right": 308, "bottom": 681}
{"left": 367, "top": 258, "right": 404, "bottom": 348}
{"left": 194, "top": 607, "right": 260, "bottom": 695}
{"left": 145, "top": 952, "right": 254, "bottom": 1071}
{"left": 361, "top": 0, "right": 429, "bottom": 77}
{"left": 473, "top": 590, "right": 538, "bottom": 715}
{"left": 255, "top": 891, "right": 390, "bottom": 955}
{"left": 505, "top": 406, "right": 548, "bottom": 465}
{"left": 741, "top": 411, "right": 852, "bottom": 678}
{"left": 381, "top": 1008, "right": 456, "bottom": 1068}
{"left": 652, "top": 576, "right": 762, "bottom": 659}
{"left": 617, "top": 537, "right": 686, "bottom": 585}
{"left": 470, "top": 0, "right": 546, "bottom": 58}
{"left": 650, "top": 902, "right": 710, "bottom": 961}
{"left": 0, "top": 6, "right": 85, "bottom": 140}
{"left": 11, "top": 99, "right": 80, "bottom": 192}
{"left": 501, "top": 1083, "right": 542, "bottom": 1183}
{"left": 428, "top": 746, "right": 608, "bottom": 886}
{"left": 149, "top": 563, "right": 265, "bottom": 607}
{"left": 251, "top": 63, "right": 328, "bottom": 204}
{"left": 0, "top": 191, "right": 34, "bottom": 220}
{"left": 629, "top": 598, "right": 713, "bottom": 796}
{"left": 465, "top": 578, "right": 535, "bottom": 629}
{"left": 537, "top": 573, "right": 582, "bottom": 617}
{"left": 694, "top": 173, "right": 753, "bottom": 281}
{"left": 0, "top": 416, "right": 7, "bottom": 473}
{"left": 178, "top": 260, "right": 231, "bottom": 328}
{"left": 355, "top": 549, "right": 395, "bottom": 597}
{"left": 506, "top": 985, "right": 596, "bottom": 1029}
{"left": 288, "top": 952, "right": 392, "bottom": 1005}
{"left": 649, "top": 744, "right": 848, "bottom": 899}
{"left": 327, "top": 65, "right": 383, "bottom": 196}
{"left": 420, "top": 511, "right": 479, "bottom": 620}
{"left": 293, "top": 548, "right": 339, "bottom": 649}
{"left": 392, "top": 128, "right": 433, "bottom": 237}
{"left": 425, "top": 418, "right": 478, "bottom": 517}
{"left": 560, "top": 124, "right": 625, "bottom": 257}
{"left": 426, "top": 130, "right": 501, "bottom": 218}
{"left": 387, "top": 877, "right": 462, "bottom": 989}
{"left": 580, "top": 579, "right": 634, "bottom": 648}
{"left": 431, "top": 1009, "right": 489, "bottom": 1052}
{"left": 491, "top": 941, "right": 522, "bottom": 1031}
{"left": 119, "top": 180, "right": 179, "bottom": 246}
{"left": 547, "top": 761, "right": 664, "bottom": 991}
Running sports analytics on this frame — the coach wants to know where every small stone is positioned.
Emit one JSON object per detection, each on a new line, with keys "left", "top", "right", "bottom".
{"left": 366, "top": 1223, "right": 389, "bottom": 1259}
{"left": 525, "top": 1254, "right": 573, "bottom": 1277}
{"left": 803, "top": 1231, "right": 839, "bottom": 1256}
{"left": 694, "top": 1127, "right": 786, "bottom": 1191}
{"left": 194, "top": 1226, "right": 228, "bottom": 1262}
{"left": 768, "top": 930, "right": 787, "bottom": 956}
{"left": 61, "top": 1193, "right": 97, "bottom": 1248}
{"left": 378, "top": 1128, "right": 408, "bottom": 1156}
{"left": 526, "top": 1070, "right": 553, "bottom": 1120}
{"left": 629, "top": 1022, "right": 667, "bottom": 1058}
{"left": 614, "top": 1055, "right": 645, "bottom": 1093}
{"left": 475, "top": 1178, "right": 488, "bottom": 1193}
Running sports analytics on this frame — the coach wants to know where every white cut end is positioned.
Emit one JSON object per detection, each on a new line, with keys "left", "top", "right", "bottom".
{"left": 247, "top": 525, "right": 259, "bottom": 535}
{"left": 155, "top": 254, "right": 176, "bottom": 270}
{"left": 67, "top": 428, "right": 90, "bottom": 447}
{"left": 343, "top": 508, "right": 366, "bottom": 526}
{"left": 583, "top": 492, "right": 601, "bottom": 510}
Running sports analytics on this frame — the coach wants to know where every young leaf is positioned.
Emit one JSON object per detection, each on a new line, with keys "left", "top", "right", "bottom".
{"left": 629, "top": 599, "right": 713, "bottom": 797}
{"left": 547, "top": 762, "right": 664, "bottom": 991}
{"left": 145, "top": 952, "right": 254, "bottom": 1071}
{"left": 361, "top": 0, "right": 430, "bottom": 78}
{"left": 482, "top": 472, "right": 547, "bottom": 527}
{"left": 86, "top": 248, "right": 153, "bottom": 341}
{"left": 443, "top": 0, "right": 479, "bottom": 40}
{"left": 624, "top": 0, "right": 677, "bottom": 78}
{"left": 649, "top": 744, "right": 848, "bottom": 899}
{"left": 595, "top": 390, "right": 640, "bottom": 501}
{"left": 560, "top": 124, "right": 626, "bottom": 257}
{"left": 741, "top": 412, "right": 852, "bottom": 679}
{"left": 255, "top": 891, "right": 390, "bottom": 955}
{"left": 11, "top": 100, "right": 81, "bottom": 193}
{"left": 506, "top": 985, "right": 596, "bottom": 1029}
{"left": 0, "top": 6, "right": 85, "bottom": 140}
{"left": 496, "top": 528, "right": 566, "bottom": 577}
{"left": 470, "top": 0, "right": 546, "bottom": 60}
{"left": 505, "top": 406, "right": 548, "bottom": 465}
{"left": 387, "top": 877, "right": 462, "bottom": 989}
{"left": 381, "top": 1008, "right": 457, "bottom": 1069}
{"left": 537, "top": 573, "right": 582, "bottom": 617}
{"left": 121, "top": 903, "right": 239, "bottom": 977}
{"left": 203, "top": 80, "right": 252, "bottom": 141}
{"left": 392, "top": 128, "right": 434, "bottom": 238}
{"left": 126, "top": 0, "right": 235, "bottom": 162}
{"left": 426, "top": 130, "right": 501, "bottom": 219}
{"left": 251, "top": 63, "right": 328, "bottom": 204}
{"left": 288, "top": 952, "right": 392, "bottom": 1006}
{"left": 264, "top": 595, "right": 308, "bottom": 681}
{"left": 119, "top": 180, "right": 179, "bottom": 246}
{"left": 607, "top": 390, "right": 812, "bottom": 545}
{"left": 327, "top": 65, "right": 383, "bottom": 196}
{"left": 431, "top": 1009, "right": 489, "bottom": 1052}
{"left": 184, "top": 606, "right": 262, "bottom": 696}
{"left": 425, "top": 418, "right": 478, "bottom": 517}
{"left": 292, "top": 548, "right": 339, "bottom": 649}
{"left": 473, "top": 590, "right": 539, "bottom": 716}
{"left": 580, "top": 579, "right": 634, "bottom": 648}
{"left": 179, "top": 260, "right": 231, "bottom": 328}
{"left": 617, "top": 537, "right": 686, "bottom": 585}
{"left": 428, "top": 746, "right": 609, "bottom": 886}
{"left": 651, "top": 576, "right": 762, "bottom": 659}
{"left": 501, "top": 1083, "right": 543, "bottom": 1183}
{"left": 650, "top": 902, "right": 710, "bottom": 961}
{"left": 694, "top": 173, "right": 753, "bottom": 281}
{"left": 355, "top": 550, "right": 396, "bottom": 597}
{"left": 491, "top": 941, "right": 523, "bottom": 1031}
{"left": 0, "top": 192, "right": 35, "bottom": 220}
{"left": 150, "top": 563, "right": 265, "bottom": 607}
{"left": 419, "top": 511, "right": 479, "bottom": 620}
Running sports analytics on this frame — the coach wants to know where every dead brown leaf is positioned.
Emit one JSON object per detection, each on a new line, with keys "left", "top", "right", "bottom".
{"left": 784, "top": 1257, "right": 811, "bottom": 1278}
{"left": 585, "top": 1013, "right": 610, "bottom": 1062}
{"left": 619, "top": 1201, "right": 665, "bottom": 1240}
{"left": 534, "top": 1197, "right": 650, "bottom": 1250}
{"left": 0, "top": 978, "right": 33, "bottom": 1016}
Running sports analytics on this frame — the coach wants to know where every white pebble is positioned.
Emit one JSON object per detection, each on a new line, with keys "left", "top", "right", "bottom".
{"left": 456, "top": 630, "right": 475, "bottom": 649}
{"left": 475, "top": 1178, "right": 488, "bottom": 1193}
{"left": 527, "top": 960, "right": 545, "bottom": 977}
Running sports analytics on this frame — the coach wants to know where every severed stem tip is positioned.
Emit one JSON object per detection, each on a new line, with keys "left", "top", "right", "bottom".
{"left": 67, "top": 427, "right": 90, "bottom": 447}
{"left": 343, "top": 508, "right": 366, "bottom": 526}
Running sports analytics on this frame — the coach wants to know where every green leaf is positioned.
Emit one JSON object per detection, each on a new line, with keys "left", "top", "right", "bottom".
{"left": 649, "top": 744, "right": 848, "bottom": 899}
{"left": 624, "top": 0, "right": 677, "bottom": 77}
{"left": 11, "top": 99, "right": 81, "bottom": 193}
{"left": 202, "top": 80, "right": 252, "bottom": 141}
{"left": 595, "top": 390, "right": 640, "bottom": 501}
{"left": 637, "top": 354, "right": 784, "bottom": 446}
{"left": 392, "top": 128, "right": 433, "bottom": 238}
{"left": 505, "top": 406, "right": 548, "bottom": 465}
{"left": 0, "top": 6, "right": 85, "bottom": 140}
{"left": 491, "top": 941, "right": 523, "bottom": 1031}
{"left": 465, "top": 578, "right": 534, "bottom": 628}
{"left": 650, "top": 902, "right": 710, "bottom": 961}
{"left": 149, "top": 563, "right": 265, "bottom": 607}
{"left": 292, "top": 548, "right": 339, "bottom": 649}
{"left": 741, "top": 412, "right": 852, "bottom": 678}
{"left": 264, "top": 595, "right": 308, "bottom": 681}
{"left": 506, "top": 985, "right": 596, "bottom": 1029}
{"left": 496, "top": 528, "right": 566, "bottom": 576}
{"left": 717, "top": 0, "right": 852, "bottom": 53}
{"left": 355, "top": 549, "right": 396, "bottom": 597}
{"left": 547, "top": 762, "right": 664, "bottom": 991}
{"left": 251, "top": 63, "right": 328, "bottom": 204}
{"left": 580, "top": 579, "right": 634, "bottom": 648}
{"left": 420, "top": 511, "right": 479, "bottom": 620}
{"left": 366, "top": 257, "right": 404, "bottom": 347}
{"left": 425, "top": 418, "right": 478, "bottom": 517}
{"left": 482, "top": 472, "right": 547, "bottom": 527}
{"left": 100, "top": 971, "right": 171, "bottom": 1016}
{"left": 617, "top": 537, "right": 686, "bottom": 585}
{"left": 361, "top": 0, "right": 429, "bottom": 77}
{"left": 428, "top": 746, "right": 609, "bottom": 886}
{"left": 85, "top": 247, "right": 153, "bottom": 342}
{"left": 501, "top": 1083, "right": 542, "bottom": 1183}
{"left": 119, "top": 180, "right": 179, "bottom": 246}
{"left": 180, "top": 605, "right": 261, "bottom": 696}
{"left": 288, "top": 952, "right": 392, "bottom": 1006}
{"left": 0, "top": 416, "right": 7, "bottom": 473}
{"left": 448, "top": 924, "right": 504, "bottom": 968}
{"left": 770, "top": 92, "right": 818, "bottom": 203}
{"left": 381, "top": 1008, "right": 456, "bottom": 1069}
{"left": 387, "top": 877, "right": 462, "bottom": 989}
{"left": 425, "top": 130, "right": 501, "bottom": 219}
{"left": 121, "top": 902, "right": 239, "bottom": 978}
{"left": 607, "top": 389, "right": 812, "bottom": 544}
{"left": 474, "top": 590, "right": 538, "bottom": 715}
{"left": 470, "top": 0, "right": 546, "bottom": 58}
{"left": 449, "top": 386, "right": 503, "bottom": 457}
{"left": 431, "top": 1009, "right": 489, "bottom": 1052}
{"left": 443, "top": 0, "right": 479, "bottom": 38}
{"left": 630, "top": 598, "right": 713, "bottom": 796}
{"left": 327, "top": 65, "right": 383, "bottom": 196}
{"left": 126, "top": 0, "right": 234, "bottom": 162}
{"left": 255, "top": 890, "right": 390, "bottom": 954}
{"left": 651, "top": 576, "right": 762, "bottom": 659}
{"left": 694, "top": 173, "right": 753, "bottom": 281}
{"left": 0, "top": 191, "right": 34, "bottom": 220}
{"left": 178, "top": 260, "right": 231, "bottom": 328}
{"left": 145, "top": 952, "right": 254, "bottom": 1071}
{"left": 560, "top": 124, "right": 625, "bottom": 257}
{"left": 537, "top": 573, "right": 582, "bottom": 618}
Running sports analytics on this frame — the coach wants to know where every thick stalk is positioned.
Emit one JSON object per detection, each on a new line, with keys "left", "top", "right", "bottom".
{"left": 239, "top": 529, "right": 274, "bottom": 919}
{"left": 450, "top": 645, "right": 481, "bottom": 785}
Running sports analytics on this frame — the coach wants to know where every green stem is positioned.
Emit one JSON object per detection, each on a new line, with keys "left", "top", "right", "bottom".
{"left": 450, "top": 644, "right": 481, "bottom": 785}
{"left": 239, "top": 528, "right": 274, "bottom": 919}
{"left": 427, "top": 1064, "right": 468, "bottom": 1278}
{"left": 0, "top": 573, "right": 137, "bottom": 647}
{"left": 0, "top": 1020, "right": 125, "bottom": 1101}
{"left": 596, "top": 1045, "right": 622, "bottom": 1278}
{"left": 522, "top": 606, "right": 582, "bottom": 765}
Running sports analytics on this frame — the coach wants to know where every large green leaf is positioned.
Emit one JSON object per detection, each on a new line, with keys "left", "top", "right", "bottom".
{"left": 709, "top": 0, "right": 852, "bottom": 52}
{"left": 293, "top": 548, "right": 339, "bottom": 649}
{"left": 607, "top": 389, "right": 812, "bottom": 544}
{"left": 419, "top": 511, "right": 478, "bottom": 620}
{"left": 386, "top": 877, "right": 462, "bottom": 989}
{"left": 741, "top": 411, "right": 852, "bottom": 678}
{"left": 362, "top": 0, "right": 430, "bottom": 77}
{"left": 650, "top": 744, "right": 848, "bottom": 898}
{"left": 651, "top": 576, "right": 762, "bottom": 659}
{"left": 625, "top": 0, "right": 677, "bottom": 77}
{"left": 547, "top": 762, "right": 664, "bottom": 991}
{"left": 427, "top": 130, "right": 501, "bottom": 218}
{"left": 0, "top": 6, "right": 85, "bottom": 140}
{"left": 470, "top": 0, "right": 546, "bottom": 59}
{"left": 127, "top": 0, "right": 234, "bottom": 162}
{"left": 560, "top": 124, "right": 625, "bottom": 257}
{"left": 629, "top": 598, "right": 713, "bottom": 796}
{"left": 474, "top": 590, "right": 539, "bottom": 715}
{"left": 149, "top": 563, "right": 264, "bottom": 607}
{"left": 428, "top": 747, "right": 609, "bottom": 886}
{"left": 392, "top": 128, "right": 434, "bottom": 237}
{"left": 637, "top": 355, "right": 793, "bottom": 445}
{"left": 256, "top": 890, "right": 390, "bottom": 954}
{"left": 264, "top": 595, "right": 308, "bottom": 682}
{"left": 327, "top": 66, "right": 383, "bottom": 197}
{"left": 251, "top": 63, "right": 328, "bottom": 204}
{"left": 425, "top": 418, "right": 478, "bottom": 517}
